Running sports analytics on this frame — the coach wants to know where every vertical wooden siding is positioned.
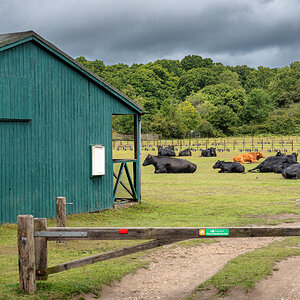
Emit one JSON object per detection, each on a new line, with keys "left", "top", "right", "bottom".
{"left": 0, "top": 41, "right": 136, "bottom": 224}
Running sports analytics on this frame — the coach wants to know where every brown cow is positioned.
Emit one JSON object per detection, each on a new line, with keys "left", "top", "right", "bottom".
{"left": 232, "top": 151, "right": 265, "bottom": 164}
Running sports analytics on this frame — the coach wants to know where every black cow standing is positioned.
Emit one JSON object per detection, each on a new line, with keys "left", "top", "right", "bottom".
{"left": 213, "top": 160, "right": 245, "bottom": 173}
{"left": 158, "top": 145, "right": 176, "bottom": 156}
{"left": 142, "top": 154, "right": 197, "bottom": 173}
{"left": 201, "top": 147, "right": 217, "bottom": 157}
{"left": 282, "top": 163, "right": 300, "bottom": 179}
{"left": 179, "top": 148, "right": 192, "bottom": 156}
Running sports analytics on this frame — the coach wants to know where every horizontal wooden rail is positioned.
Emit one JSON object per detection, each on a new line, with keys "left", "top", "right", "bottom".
{"left": 42, "top": 227, "right": 300, "bottom": 241}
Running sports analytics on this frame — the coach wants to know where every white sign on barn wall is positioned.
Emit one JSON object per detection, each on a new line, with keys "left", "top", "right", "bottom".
{"left": 91, "top": 145, "right": 105, "bottom": 176}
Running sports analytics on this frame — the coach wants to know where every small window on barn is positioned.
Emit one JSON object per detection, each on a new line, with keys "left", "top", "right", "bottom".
{"left": 91, "top": 145, "right": 105, "bottom": 176}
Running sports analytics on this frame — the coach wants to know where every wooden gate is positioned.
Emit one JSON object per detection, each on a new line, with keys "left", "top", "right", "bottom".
{"left": 17, "top": 215, "right": 300, "bottom": 294}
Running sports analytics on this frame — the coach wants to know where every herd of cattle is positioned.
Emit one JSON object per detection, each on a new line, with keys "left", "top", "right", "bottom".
{"left": 142, "top": 145, "right": 300, "bottom": 179}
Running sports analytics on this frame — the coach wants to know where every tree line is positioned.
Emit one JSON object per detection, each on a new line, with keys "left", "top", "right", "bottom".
{"left": 76, "top": 55, "right": 300, "bottom": 137}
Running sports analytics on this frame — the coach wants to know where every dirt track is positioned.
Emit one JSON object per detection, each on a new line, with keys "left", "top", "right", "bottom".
{"left": 74, "top": 222, "right": 300, "bottom": 300}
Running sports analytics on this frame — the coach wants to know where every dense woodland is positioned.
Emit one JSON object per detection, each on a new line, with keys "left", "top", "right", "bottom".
{"left": 76, "top": 55, "right": 300, "bottom": 137}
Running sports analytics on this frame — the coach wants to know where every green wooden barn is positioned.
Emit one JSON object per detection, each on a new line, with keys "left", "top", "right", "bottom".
{"left": 0, "top": 31, "right": 143, "bottom": 224}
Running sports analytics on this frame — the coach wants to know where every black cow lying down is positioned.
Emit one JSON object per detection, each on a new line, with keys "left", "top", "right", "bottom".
{"left": 179, "top": 148, "right": 192, "bottom": 156}
{"left": 282, "top": 163, "right": 300, "bottom": 179}
{"left": 143, "top": 154, "right": 197, "bottom": 173}
{"left": 274, "top": 157, "right": 298, "bottom": 173}
{"left": 213, "top": 160, "right": 245, "bottom": 173}
{"left": 201, "top": 147, "right": 217, "bottom": 157}
{"left": 248, "top": 153, "right": 298, "bottom": 173}
{"left": 158, "top": 145, "right": 176, "bottom": 156}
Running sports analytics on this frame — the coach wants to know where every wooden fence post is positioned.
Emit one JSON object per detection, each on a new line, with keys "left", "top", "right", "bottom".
{"left": 34, "top": 218, "right": 48, "bottom": 280}
{"left": 17, "top": 215, "right": 36, "bottom": 294}
{"left": 56, "top": 197, "right": 66, "bottom": 227}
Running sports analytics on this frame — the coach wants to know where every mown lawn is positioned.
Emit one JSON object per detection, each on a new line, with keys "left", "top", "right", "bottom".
{"left": 1, "top": 149, "right": 300, "bottom": 299}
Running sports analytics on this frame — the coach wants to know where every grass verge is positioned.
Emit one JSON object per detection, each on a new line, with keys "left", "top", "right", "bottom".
{"left": 191, "top": 237, "right": 300, "bottom": 298}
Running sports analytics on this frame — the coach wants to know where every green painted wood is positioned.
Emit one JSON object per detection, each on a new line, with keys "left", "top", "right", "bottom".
{"left": 124, "top": 163, "right": 137, "bottom": 199}
{"left": 113, "top": 163, "right": 125, "bottom": 201}
{"left": 134, "top": 115, "right": 141, "bottom": 202}
{"left": 0, "top": 40, "right": 142, "bottom": 224}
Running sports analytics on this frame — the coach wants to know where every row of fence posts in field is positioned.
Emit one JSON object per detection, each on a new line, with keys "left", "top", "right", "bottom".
{"left": 113, "top": 137, "right": 300, "bottom": 153}
{"left": 17, "top": 197, "right": 300, "bottom": 294}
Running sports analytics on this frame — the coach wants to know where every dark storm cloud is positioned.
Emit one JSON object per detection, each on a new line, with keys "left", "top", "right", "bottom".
{"left": 1, "top": 0, "right": 300, "bottom": 67}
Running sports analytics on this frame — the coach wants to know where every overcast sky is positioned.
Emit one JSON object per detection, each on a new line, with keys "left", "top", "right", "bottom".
{"left": 1, "top": 0, "right": 300, "bottom": 68}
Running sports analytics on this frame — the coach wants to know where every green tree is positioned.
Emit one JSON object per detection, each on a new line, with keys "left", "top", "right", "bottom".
{"left": 178, "top": 67, "right": 217, "bottom": 99}
{"left": 228, "top": 65, "right": 254, "bottom": 88}
{"left": 208, "top": 105, "right": 238, "bottom": 135}
{"left": 241, "top": 89, "right": 272, "bottom": 124}
{"left": 268, "top": 63, "right": 300, "bottom": 107}
{"left": 263, "top": 103, "right": 300, "bottom": 135}
{"left": 197, "top": 119, "right": 215, "bottom": 137}
{"left": 196, "top": 100, "right": 217, "bottom": 119}
{"left": 186, "top": 91, "right": 211, "bottom": 107}
{"left": 76, "top": 56, "right": 93, "bottom": 70}
{"left": 149, "top": 99, "right": 184, "bottom": 138}
{"left": 153, "top": 59, "right": 183, "bottom": 77}
{"left": 181, "top": 55, "right": 214, "bottom": 71}
{"left": 198, "top": 84, "right": 246, "bottom": 112}
{"left": 218, "top": 70, "right": 241, "bottom": 88}
{"left": 176, "top": 101, "right": 201, "bottom": 135}
{"left": 76, "top": 56, "right": 106, "bottom": 75}
{"left": 244, "top": 66, "right": 276, "bottom": 92}
{"left": 112, "top": 115, "right": 134, "bottom": 135}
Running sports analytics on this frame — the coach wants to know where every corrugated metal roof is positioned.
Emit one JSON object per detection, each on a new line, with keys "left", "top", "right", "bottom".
{"left": 0, "top": 30, "right": 144, "bottom": 114}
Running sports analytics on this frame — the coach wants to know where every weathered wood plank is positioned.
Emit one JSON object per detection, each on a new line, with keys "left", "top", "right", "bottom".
{"left": 56, "top": 197, "right": 66, "bottom": 227}
{"left": 42, "top": 227, "right": 300, "bottom": 241}
{"left": 34, "top": 218, "right": 48, "bottom": 280}
{"left": 47, "top": 238, "right": 183, "bottom": 275}
{"left": 17, "top": 215, "right": 36, "bottom": 294}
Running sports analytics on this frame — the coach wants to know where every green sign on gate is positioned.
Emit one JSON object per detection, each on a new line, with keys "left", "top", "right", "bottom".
{"left": 199, "top": 228, "right": 229, "bottom": 236}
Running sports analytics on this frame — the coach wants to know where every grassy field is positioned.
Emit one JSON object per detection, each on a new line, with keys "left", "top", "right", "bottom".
{"left": 1, "top": 149, "right": 300, "bottom": 299}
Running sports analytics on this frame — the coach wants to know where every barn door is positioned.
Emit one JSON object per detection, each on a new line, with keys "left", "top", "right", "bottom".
{"left": 0, "top": 121, "right": 31, "bottom": 224}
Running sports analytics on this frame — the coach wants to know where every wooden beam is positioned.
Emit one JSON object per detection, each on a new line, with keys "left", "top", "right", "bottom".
{"left": 56, "top": 197, "right": 66, "bottom": 227}
{"left": 17, "top": 215, "right": 36, "bottom": 294}
{"left": 42, "top": 227, "right": 300, "bottom": 241}
{"left": 46, "top": 239, "right": 183, "bottom": 275}
{"left": 34, "top": 218, "right": 48, "bottom": 280}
